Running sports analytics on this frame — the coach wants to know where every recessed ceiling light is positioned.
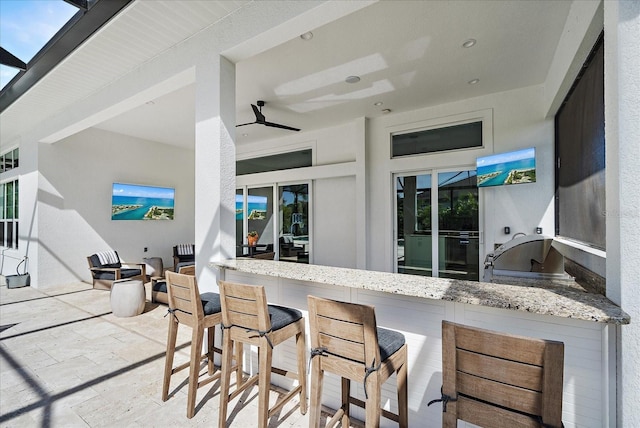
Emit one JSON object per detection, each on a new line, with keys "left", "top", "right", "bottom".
{"left": 381, "top": 108, "right": 392, "bottom": 114}
{"left": 374, "top": 102, "right": 383, "bottom": 106}
{"left": 462, "top": 39, "right": 476, "bottom": 48}
{"left": 300, "top": 32, "right": 313, "bottom": 41}
{"left": 468, "top": 78, "right": 480, "bottom": 85}
{"left": 345, "top": 75, "right": 361, "bottom": 84}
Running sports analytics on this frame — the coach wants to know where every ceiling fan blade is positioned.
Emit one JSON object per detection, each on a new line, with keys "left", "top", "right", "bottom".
{"left": 264, "top": 121, "right": 300, "bottom": 132}
{"left": 236, "top": 121, "right": 257, "bottom": 127}
{"left": 239, "top": 102, "right": 300, "bottom": 131}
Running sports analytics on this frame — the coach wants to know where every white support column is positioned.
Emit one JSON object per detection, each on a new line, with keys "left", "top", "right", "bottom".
{"left": 604, "top": 1, "right": 640, "bottom": 427}
{"left": 355, "top": 117, "right": 367, "bottom": 269}
{"left": 194, "top": 55, "right": 236, "bottom": 292}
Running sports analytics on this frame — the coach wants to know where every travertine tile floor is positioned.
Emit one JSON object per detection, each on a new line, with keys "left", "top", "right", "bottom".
{"left": 0, "top": 282, "right": 362, "bottom": 427}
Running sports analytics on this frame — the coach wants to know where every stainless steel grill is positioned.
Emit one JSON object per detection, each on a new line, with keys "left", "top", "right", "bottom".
{"left": 483, "top": 235, "right": 574, "bottom": 282}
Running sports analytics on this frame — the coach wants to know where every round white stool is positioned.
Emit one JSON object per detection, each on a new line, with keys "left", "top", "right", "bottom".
{"left": 110, "top": 279, "right": 146, "bottom": 317}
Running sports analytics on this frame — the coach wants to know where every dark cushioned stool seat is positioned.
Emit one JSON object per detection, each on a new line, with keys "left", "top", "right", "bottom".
{"left": 377, "top": 327, "right": 405, "bottom": 361}
{"left": 152, "top": 285, "right": 220, "bottom": 314}
{"left": 267, "top": 304, "right": 303, "bottom": 331}
{"left": 201, "top": 292, "right": 221, "bottom": 315}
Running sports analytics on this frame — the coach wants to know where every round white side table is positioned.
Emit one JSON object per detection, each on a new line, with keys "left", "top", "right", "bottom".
{"left": 110, "top": 279, "right": 146, "bottom": 317}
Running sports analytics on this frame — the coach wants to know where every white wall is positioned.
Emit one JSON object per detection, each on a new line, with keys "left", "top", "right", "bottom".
{"left": 237, "top": 120, "right": 361, "bottom": 268}
{"left": 313, "top": 176, "right": 357, "bottom": 268}
{"left": 237, "top": 85, "right": 555, "bottom": 275}
{"left": 366, "top": 84, "right": 555, "bottom": 272}
{"left": 2, "top": 0, "right": 347, "bottom": 288}
{"left": 604, "top": 1, "right": 640, "bottom": 426}
{"left": 37, "top": 127, "right": 195, "bottom": 287}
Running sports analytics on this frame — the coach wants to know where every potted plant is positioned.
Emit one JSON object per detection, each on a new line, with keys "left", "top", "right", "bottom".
{"left": 247, "top": 231, "right": 259, "bottom": 246}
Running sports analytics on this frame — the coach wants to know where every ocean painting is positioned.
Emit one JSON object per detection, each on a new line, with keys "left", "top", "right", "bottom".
{"left": 236, "top": 194, "right": 268, "bottom": 220}
{"left": 476, "top": 148, "right": 536, "bottom": 188}
{"left": 112, "top": 183, "right": 175, "bottom": 220}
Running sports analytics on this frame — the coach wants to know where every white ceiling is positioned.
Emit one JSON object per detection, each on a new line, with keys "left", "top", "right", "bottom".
{"left": 3, "top": 0, "right": 573, "bottom": 149}
{"left": 230, "top": 0, "right": 571, "bottom": 145}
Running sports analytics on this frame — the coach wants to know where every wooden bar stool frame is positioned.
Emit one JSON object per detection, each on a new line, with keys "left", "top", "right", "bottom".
{"left": 438, "top": 320, "right": 564, "bottom": 428}
{"left": 307, "top": 295, "right": 408, "bottom": 428}
{"left": 162, "top": 269, "right": 241, "bottom": 419}
{"left": 218, "top": 280, "right": 308, "bottom": 428}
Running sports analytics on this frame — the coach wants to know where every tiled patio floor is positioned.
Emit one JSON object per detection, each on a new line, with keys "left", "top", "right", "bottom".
{"left": 0, "top": 281, "right": 361, "bottom": 427}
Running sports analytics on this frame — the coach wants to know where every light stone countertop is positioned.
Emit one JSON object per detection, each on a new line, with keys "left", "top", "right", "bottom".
{"left": 211, "top": 259, "right": 630, "bottom": 325}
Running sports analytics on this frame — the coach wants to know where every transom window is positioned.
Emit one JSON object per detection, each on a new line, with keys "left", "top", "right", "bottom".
{"left": 392, "top": 121, "right": 482, "bottom": 158}
{"left": 236, "top": 149, "right": 312, "bottom": 176}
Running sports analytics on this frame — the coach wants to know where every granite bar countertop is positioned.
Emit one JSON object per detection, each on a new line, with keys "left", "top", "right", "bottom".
{"left": 212, "top": 259, "right": 630, "bottom": 325}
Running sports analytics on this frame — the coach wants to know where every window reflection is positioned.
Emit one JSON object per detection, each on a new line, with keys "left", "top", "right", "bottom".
{"left": 279, "top": 184, "right": 309, "bottom": 263}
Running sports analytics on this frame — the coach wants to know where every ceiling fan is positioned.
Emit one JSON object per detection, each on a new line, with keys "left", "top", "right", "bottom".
{"left": 236, "top": 100, "right": 300, "bottom": 132}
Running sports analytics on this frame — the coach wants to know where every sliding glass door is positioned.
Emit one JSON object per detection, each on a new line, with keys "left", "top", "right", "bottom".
{"left": 236, "top": 182, "right": 310, "bottom": 263}
{"left": 437, "top": 170, "right": 479, "bottom": 280}
{"left": 396, "top": 174, "right": 433, "bottom": 275}
{"left": 396, "top": 169, "right": 479, "bottom": 280}
{"left": 278, "top": 184, "right": 309, "bottom": 263}
{"left": 236, "top": 186, "right": 275, "bottom": 257}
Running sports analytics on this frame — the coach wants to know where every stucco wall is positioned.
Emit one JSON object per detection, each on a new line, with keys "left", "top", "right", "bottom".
{"left": 236, "top": 120, "right": 362, "bottom": 270}
{"left": 313, "top": 175, "right": 357, "bottom": 268}
{"left": 604, "top": 1, "right": 640, "bottom": 426}
{"left": 37, "top": 127, "right": 195, "bottom": 287}
{"left": 235, "top": 84, "right": 556, "bottom": 276}
{"left": 366, "top": 84, "right": 555, "bottom": 273}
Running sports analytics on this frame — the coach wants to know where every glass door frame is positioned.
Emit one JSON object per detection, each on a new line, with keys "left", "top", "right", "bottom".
{"left": 237, "top": 180, "right": 312, "bottom": 262}
{"left": 278, "top": 181, "right": 312, "bottom": 264}
{"left": 236, "top": 184, "right": 278, "bottom": 257}
{"left": 393, "top": 166, "right": 482, "bottom": 278}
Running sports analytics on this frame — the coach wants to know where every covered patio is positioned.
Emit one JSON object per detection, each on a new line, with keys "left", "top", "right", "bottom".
{"left": 1, "top": 0, "right": 638, "bottom": 426}
{"left": 0, "top": 282, "right": 345, "bottom": 427}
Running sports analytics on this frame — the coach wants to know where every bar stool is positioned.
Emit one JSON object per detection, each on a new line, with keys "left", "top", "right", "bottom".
{"left": 307, "top": 295, "right": 408, "bottom": 428}
{"left": 217, "top": 280, "right": 307, "bottom": 428}
{"left": 162, "top": 270, "right": 240, "bottom": 419}
{"left": 429, "top": 321, "right": 564, "bottom": 428}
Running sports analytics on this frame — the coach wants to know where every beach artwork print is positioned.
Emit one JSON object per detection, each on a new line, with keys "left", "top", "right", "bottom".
{"left": 476, "top": 147, "right": 536, "bottom": 188}
{"left": 236, "top": 194, "right": 268, "bottom": 220}
{"left": 112, "top": 183, "right": 175, "bottom": 220}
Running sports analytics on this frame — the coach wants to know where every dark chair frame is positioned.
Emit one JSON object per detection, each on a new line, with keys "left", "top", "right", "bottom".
{"left": 87, "top": 251, "right": 146, "bottom": 291}
{"left": 173, "top": 244, "right": 195, "bottom": 271}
